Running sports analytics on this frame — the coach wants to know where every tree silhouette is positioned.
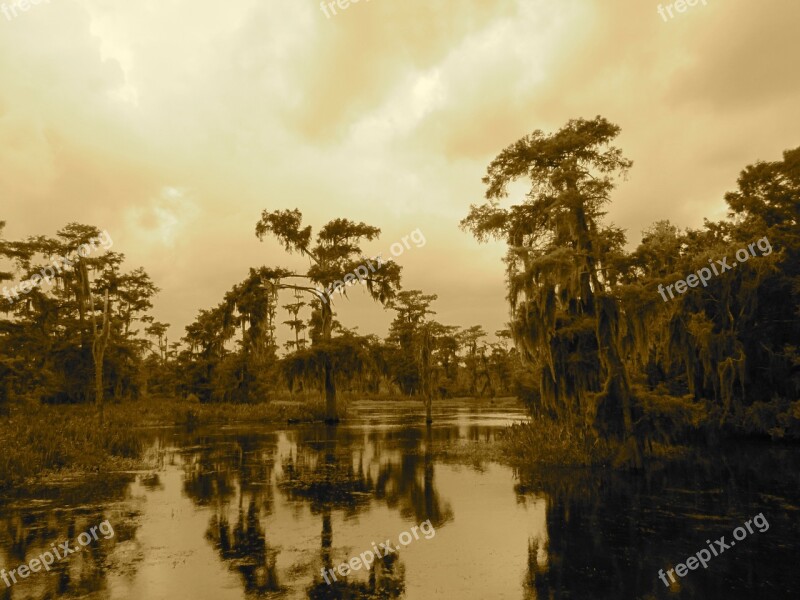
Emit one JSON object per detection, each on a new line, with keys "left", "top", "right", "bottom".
{"left": 256, "top": 209, "right": 401, "bottom": 421}
{"left": 462, "top": 117, "right": 642, "bottom": 467}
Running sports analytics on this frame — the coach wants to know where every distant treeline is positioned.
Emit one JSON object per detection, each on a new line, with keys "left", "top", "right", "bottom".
{"left": 0, "top": 223, "right": 521, "bottom": 412}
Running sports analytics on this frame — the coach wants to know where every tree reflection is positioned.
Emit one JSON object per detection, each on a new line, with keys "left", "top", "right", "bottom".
{"left": 371, "top": 425, "right": 453, "bottom": 527}
{"left": 519, "top": 447, "right": 800, "bottom": 599}
{"left": 280, "top": 424, "right": 407, "bottom": 599}
{"left": 182, "top": 433, "right": 275, "bottom": 513}
{"left": 0, "top": 503, "right": 132, "bottom": 600}
{"left": 206, "top": 499, "right": 282, "bottom": 595}
{"left": 182, "top": 432, "right": 281, "bottom": 595}
{"left": 180, "top": 422, "right": 459, "bottom": 598}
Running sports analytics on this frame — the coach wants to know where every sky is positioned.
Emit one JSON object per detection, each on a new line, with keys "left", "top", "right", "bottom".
{"left": 1, "top": 0, "right": 799, "bottom": 347}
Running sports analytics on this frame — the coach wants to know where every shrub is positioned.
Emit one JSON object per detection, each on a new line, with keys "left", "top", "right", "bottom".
{"left": 502, "top": 419, "right": 612, "bottom": 467}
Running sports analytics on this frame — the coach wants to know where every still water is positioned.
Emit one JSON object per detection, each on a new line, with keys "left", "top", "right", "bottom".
{"left": 1, "top": 400, "right": 798, "bottom": 599}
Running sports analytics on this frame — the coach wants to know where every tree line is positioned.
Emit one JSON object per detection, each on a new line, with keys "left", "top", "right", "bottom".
{"left": 2, "top": 116, "right": 798, "bottom": 463}
{"left": 0, "top": 221, "right": 519, "bottom": 419}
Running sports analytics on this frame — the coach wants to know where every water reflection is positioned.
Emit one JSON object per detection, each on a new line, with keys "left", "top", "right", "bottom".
{"left": 518, "top": 445, "right": 800, "bottom": 599}
{"left": 168, "top": 416, "right": 531, "bottom": 599}
{"left": 7, "top": 403, "right": 795, "bottom": 599}
{"left": 0, "top": 475, "right": 138, "bottom": 600}
{"left": 206, "top": 500, "right": 282, "bottom": 595}
{"left": 171, "top": 421, "right": 800, "bottom": 599}
{"left": 279, "top": 424, "right": 410, "bottom": 599}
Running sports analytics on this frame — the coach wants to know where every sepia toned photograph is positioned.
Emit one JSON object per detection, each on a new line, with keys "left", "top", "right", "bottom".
{"left": 1, "top": 1, "right": 799, "bottom": 598}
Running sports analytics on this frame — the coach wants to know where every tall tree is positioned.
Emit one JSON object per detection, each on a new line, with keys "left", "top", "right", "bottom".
{"left": 387, "top": 290, "right": 437, "bottom": 395}
{"left": 144, "top": 320, "right": 170, "bottom": 361}
{"left": 388, "top": 291, "right": 451, "bottom": 421}
{"left": 0, "top": 221, "right": 160, "bottom": 407}
{"left": 90, "top": 288, "right": 111, "bottom": 424}
{"left": 256, "top": 209, "right": 401, "bottom": 421}
{"left": 457, "top": 325, "right": 489, "bottom": 397}
{"left": 0, "top": 221, "right": 14, "bottom": 414}
{"left": 461, "top": 117, "right": 643, "bottom": 467}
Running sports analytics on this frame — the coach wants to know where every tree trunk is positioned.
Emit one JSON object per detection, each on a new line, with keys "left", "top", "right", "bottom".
{"left": 420, "top": 326, "right": 433, "bottom": 423}
{"left": 91, "top": 290, "right": 111, "bottom": 426}
{"left": 596, "top": 298, "right": 642, "bottom": 470}
{"left": 324, "top": 357, "right": 337, "bottom": 422}
{"left": 606, "top": 358, "right": 642, "bottom": 469}
{"left": 0, "top": 369, "right": 9, "bottom": 417}
{"left": 575, "top": 198, "right": 642, "bottom": 469}
{"left": 321, "top": 301, "right": 338, "bottom": 422}
{"left": 95, "top": 358, "right": 105, "bottom": 425}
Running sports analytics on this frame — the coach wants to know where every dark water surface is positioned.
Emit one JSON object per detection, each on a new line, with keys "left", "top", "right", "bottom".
{"left": 1, "top": 400, "right": 798, "bottom": 599}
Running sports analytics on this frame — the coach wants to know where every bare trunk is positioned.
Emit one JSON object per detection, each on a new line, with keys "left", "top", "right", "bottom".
{"left": 91, "top": 289, "right": 111, "bottom": 427}
{"left": 421, "top": 326, "right": 433, "bottom": 423}
{"left": 324, "top": 359, "right": 337, "bottom": 421}
{"left": 321, "top": 301, "right": 338, "bottom": 422}
{"left": 95, "top": 358, "right": 105, "bottom": 425}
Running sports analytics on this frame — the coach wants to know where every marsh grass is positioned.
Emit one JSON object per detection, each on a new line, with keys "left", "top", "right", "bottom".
{"left": 0, "top": 396, "right": 324, "bottom": 488}
{"left": 0, "top": 404, "right": 143, "bottom": 488}
{"left": 118, "top": 396, "right": 323, "bottom": 427}
{"left": 501, "top": 419, "right": 614, "bottom": 467}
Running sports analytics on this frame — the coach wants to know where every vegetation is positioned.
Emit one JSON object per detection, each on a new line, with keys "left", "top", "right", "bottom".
{"left": 0, "top": 403, "right": 143, "bottom": 488}
{"left": 1, "top": 116, "right": 798, "bottom": 481}
{"left": 254, "top": 210, "right": 403, "bottom": 421}
{"left": 0, "top": 223, "right": 157, "bottom": 408}
{"left": 464, "top": 117, "right": 800, "bottom": 466}
{"left": 501, "top": 420, "right": 612, "bottom": 467}
{"left": 0, "top": 397, "right": 323, "bottom": 489}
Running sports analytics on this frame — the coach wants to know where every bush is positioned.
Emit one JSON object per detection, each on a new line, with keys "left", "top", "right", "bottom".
{"left": 502, "top": 419, "right": 612, "bottom": 467}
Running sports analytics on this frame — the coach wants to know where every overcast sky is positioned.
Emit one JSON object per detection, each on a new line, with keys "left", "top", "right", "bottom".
{"left": 1, "top": 0, "right": 798, "bottom": 346}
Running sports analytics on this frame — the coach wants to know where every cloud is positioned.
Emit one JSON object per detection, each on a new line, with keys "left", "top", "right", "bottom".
{"left": 0, "top": 0, "right": 798, "bottom": 341}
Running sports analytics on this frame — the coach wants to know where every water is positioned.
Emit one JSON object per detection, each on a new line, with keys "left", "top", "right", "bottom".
{"left": 1, "top": 400, "right": 798, "bottom": 599}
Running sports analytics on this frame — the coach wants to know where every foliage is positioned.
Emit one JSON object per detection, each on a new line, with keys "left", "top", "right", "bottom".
{"left": 0, "top": 222, "right": 157, "bottom": 406}
{"left": 0, "top": 404, "right": 143, "bottom": 488}
{"left": 1, "top": 124, "right": 798, "bottom": 484}
{"left": 462, "top": 116, "right": 643, "bottom": 466}
{"left": 465, "top": 118, "right": 800, "bottom": 467}
{"left": 255, "top": 209, "right": 403, "bottom": 420}
{"left": 501, "top": 420, "right": 612, "bottom": 467}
